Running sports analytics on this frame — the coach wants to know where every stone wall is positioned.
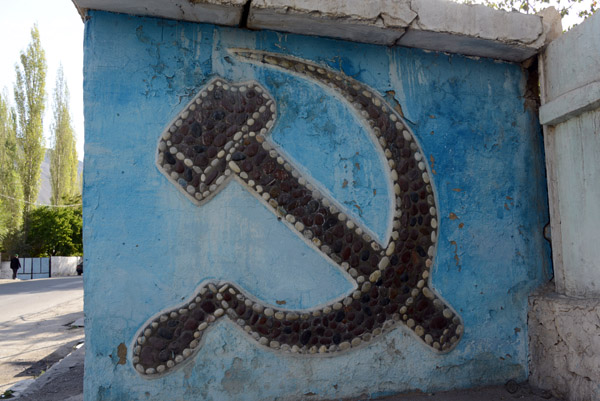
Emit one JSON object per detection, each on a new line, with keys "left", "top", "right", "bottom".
{"left": 529, "top": 288, "right": 600, "bottom": 401}
{"left": 81, "top": 11, "right": 551, "bottom": 400}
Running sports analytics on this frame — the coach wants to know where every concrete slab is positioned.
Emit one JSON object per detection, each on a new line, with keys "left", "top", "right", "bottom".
{"left": 541, "top": 12, "right": 600, "bottom": 104}
{"left": 248, "top": 0, "right": 416, "bottom": 45}
{"left": 73, "top": 0, "right": 247, "bottom": 26}
{"left": 397, "top": 0, "right": 552, "bottom": 62}
{"left": 72, "top": 0, "right": 561, "bottom": 62}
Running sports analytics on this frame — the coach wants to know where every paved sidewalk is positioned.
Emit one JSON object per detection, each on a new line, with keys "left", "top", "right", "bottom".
{"left": 0, "top": 277, "right": 84, "bottom": 394}
{"left": 10, "top": 343, "right": 84, "bottom": 401}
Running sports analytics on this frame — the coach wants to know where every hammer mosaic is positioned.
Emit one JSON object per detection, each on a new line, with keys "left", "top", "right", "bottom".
{"left": 132, "top": 50, "right": 463, "bottom": 377}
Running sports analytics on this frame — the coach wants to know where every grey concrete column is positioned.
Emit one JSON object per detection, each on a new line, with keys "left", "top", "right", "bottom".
{"left": 531, "top": 11, "right": 600, "bottom": 401}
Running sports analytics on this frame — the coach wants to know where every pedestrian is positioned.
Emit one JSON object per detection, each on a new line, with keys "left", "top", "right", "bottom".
{"left": 10, "top": 254, "right": 21, "bottom": 280}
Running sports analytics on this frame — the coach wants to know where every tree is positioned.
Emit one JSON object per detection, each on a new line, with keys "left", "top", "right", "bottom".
{"left": 50, "top": 65, "right": 79, "bottom": 205}
{"left": 467, "top": 0, "right": 597, "bottom": 21}
{"left": 14, "top": 25, "right": 47, "bottom": 217}
{"left": 0, "top": 90, "right": 23, "bottom": 242}
{"left": 25, "top": 195, "right": 82, "bottom": 257}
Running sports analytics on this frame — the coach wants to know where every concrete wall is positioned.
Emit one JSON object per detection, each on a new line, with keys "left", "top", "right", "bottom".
{"left": 51, "top": 256, "right": 80, "bottom": 276}
{"left": 530, "top": 11, "right": 600, "bottom": 401}
{"left": 539, "top": 11, "right": 600, "bottom": 298}
{"left": 0, "top": 262, "right": 10, "bottom": 279}
{"left": 529, "top": 287, "right": 600, "bottom": 401}
{"left": 83, "top": 11, "right": 550, "bottom": 400}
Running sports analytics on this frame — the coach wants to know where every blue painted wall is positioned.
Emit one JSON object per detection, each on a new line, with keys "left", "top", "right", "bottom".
{"left": 83, "top": 11, "right": 551, "bottom": 400}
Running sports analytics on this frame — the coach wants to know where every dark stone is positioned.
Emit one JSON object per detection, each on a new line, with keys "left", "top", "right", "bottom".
{"left": 242, "top": 160, "right": 253, "bottom": 172}
{"left": 332, "top": 224, "right": 345, "bottom": 238}
{"left": 190, "top": 309, "right": 205, "bottom": 322}
{"left": 184, "top": 168, "right": 193, "bottom": 182}
{"left": 333, "top": 240, "right": 343, "bottom": 254}
{"left": 158, "top": 349, "right": 170, "bottom": 362}
{"left": 213, "top": 133, "right": 227, "bottom": 147}
{"left": 300, "top": 330, "right": 312, "bottom": 345}
{"left": 184, "top": 318, "right": 198, "bottom": 331}
{"left": 341, "top": 247, "right": 351, "bottom": 261}
{"left": 213, "top": 110, "right": 226, "bottom": 121}
{"left": 193, "top": 145, "right": 207, "bottom": 154}
{"left": 167, "top": 340, "right": 184, "bottom": 354}
{"left": 314, "top": 214, "right": 324, "bottom": 226}
{"left": 190, "top": 122, "right": 203, "bottom": 138}
{"left": 206, "top": 146, "right": 218, "bottom": 158}
{"left": 323, "top": 217, "right": 337, "bottom": 231}
{"left": 157, "top": 327, "right": 174, "bottom": 340}
{"left": 179, "top": 330, "right": 194, "bottom": 345}
{"left": 273, "top": 168, "right": 287, "bottom": 181}
{"left": 205, "top": 168, "right": 219, "bottom": 185}
{"left": 164, "top": 152, "right": 176, "bottom": 165}
{"left": 244, "top": 143, "right": 259, "bottom": 157}
{"left": 253, "top": 151, "right": 268, "bottom": 166}
{"left": 148, "top": 337, "right": 167, "bottom": 350}
{"left": 201, "top": 301, "right": 215, "bottom": 313}
{"left": 194, "top": 154, "right": 209, "bottom": 168}
{"left": 139, "top": 347, "right": 155, "bottom": 366}
{"left": 174, "top": 161, "right": 185, "bottom": 174}
{"left": 232, "top": 152, "right": 246, "bottom": 161}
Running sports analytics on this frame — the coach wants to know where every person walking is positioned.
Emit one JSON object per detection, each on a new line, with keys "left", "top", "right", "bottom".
{"left": 10, "top": 254, "right": 21, "bottom": 280}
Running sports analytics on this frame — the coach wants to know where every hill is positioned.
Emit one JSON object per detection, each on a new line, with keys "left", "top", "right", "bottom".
{"left": 36, "top": 150, "right": 83, "bottom": 205}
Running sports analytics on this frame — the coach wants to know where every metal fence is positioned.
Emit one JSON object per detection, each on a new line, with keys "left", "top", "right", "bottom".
{"left": 16, "top": 257, "right": 51, "bottom": 280}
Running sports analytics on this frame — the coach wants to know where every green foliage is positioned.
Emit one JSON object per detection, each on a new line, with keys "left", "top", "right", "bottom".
{"left": 14, "top": 24, "right": 47, "bottom": 216}
{"left": 472, "top": 0, "right": 597, "bottom": 20}
{"left": 50, "top": 65, "right": 79, "bottom": 205}
{"left": 0, "top": 90, "right": 23, "bottom": 241}
{"left": 1, "top": 25, "right": 82, "bottom": 260}
{"left": 24, "top": 195, "right": 82, "bottom": 257}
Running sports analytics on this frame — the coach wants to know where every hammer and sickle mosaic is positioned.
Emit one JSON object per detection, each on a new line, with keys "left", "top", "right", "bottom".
{"left": 132, "top": 50, "right": 463, "bottom": 377}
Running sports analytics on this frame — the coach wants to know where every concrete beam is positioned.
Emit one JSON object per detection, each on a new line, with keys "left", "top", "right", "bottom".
{"left": 247, "top": 0, "right": 417, "bottom": 46}
{"left": 398, "top": 0, "right": 548, "bottom": 62}
{"left": 73, "top": 0, "right": 247, "bottom": 26}
{"left": 72, "top": 0, "right": 561, "bottom": 62}
{"left": 539, "top": 81, "right": 600, "bottom": 126}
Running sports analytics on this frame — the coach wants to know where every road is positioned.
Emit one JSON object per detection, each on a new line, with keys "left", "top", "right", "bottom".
{"left": 0, "top": 276, "right": 84, "bottom": 393}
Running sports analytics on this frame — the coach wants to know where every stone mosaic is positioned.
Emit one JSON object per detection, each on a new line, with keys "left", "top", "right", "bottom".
{"left": 133, "top": 50, "right": 463, "bottom": 377}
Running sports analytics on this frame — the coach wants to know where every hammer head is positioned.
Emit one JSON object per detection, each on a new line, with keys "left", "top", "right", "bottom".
{"left": 156, "top": 78, "right": 276, "bottom": 205}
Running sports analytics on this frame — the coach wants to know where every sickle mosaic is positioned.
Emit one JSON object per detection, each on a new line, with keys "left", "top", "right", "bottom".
{"left": 132, "top": 50, "right": 463, "bottom": 376}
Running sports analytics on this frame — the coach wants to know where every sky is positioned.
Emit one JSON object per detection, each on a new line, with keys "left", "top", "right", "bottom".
{"left": 0, "top": 0, "right": 84, "bottom": 161}
{"left": 0, "top": 0, "right": 591, "bottom": 165}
